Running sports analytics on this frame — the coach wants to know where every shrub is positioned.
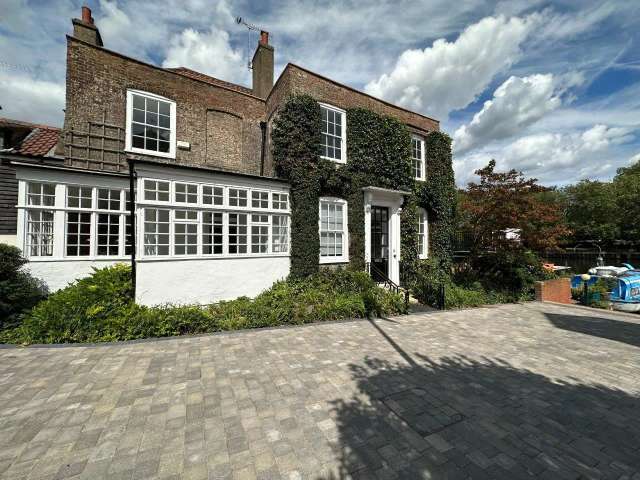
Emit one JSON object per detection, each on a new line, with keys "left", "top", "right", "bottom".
{"left": 1, "top": 266, "right": 407, "bottom": 345}
{"left": 469, "top": 249, "right": 552, "bottom": 295}
{"left": 0, "top": 244, "right": 47, "bottom": 330}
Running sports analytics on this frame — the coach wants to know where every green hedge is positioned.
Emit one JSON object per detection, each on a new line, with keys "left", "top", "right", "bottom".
{"left": 0, "top": 265, "right": 407, "bottom": 345}
{"left": 0, "top": 244, "right": 48, "bottom": 329}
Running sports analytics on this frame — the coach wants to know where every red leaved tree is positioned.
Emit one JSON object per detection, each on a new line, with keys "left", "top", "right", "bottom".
{"left": 461, "top": 160, "right": 569, "bottom": 252}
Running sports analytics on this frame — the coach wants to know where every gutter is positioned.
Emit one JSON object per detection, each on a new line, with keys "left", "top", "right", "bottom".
{"left": 127, "top": 158, "right": 137, "bottom": 301}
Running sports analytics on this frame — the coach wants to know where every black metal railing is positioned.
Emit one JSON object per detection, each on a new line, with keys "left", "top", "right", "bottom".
{"left": 366, "top": 262, "right": 410, "bottom": 308}
{"left": 420, "top": 283, "right": 446, "bottom": 310}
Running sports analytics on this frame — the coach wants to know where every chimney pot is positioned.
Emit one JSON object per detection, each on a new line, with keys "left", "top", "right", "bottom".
{"left": 260, "top": 31, "right": 269, "bottom": 46}
{"left": 81, "top": 6, "right": 93, "bottom": 24}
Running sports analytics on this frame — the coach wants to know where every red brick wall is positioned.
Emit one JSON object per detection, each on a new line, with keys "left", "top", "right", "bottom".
{"left": 535, "top": 278, "right": 572, "bottom": 304}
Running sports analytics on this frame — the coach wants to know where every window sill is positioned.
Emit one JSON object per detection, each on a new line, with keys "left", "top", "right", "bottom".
{"left": 125, "top": 147, "right": 176, "bottom": 160}
{"left": 138, "top": 253, "right": 290, "bottom": 262}
{"left": 320, "top": 156, "right": 347, "bottom": 165}
{"left": 319, "top": 256, "right": 349, "bottom": 264}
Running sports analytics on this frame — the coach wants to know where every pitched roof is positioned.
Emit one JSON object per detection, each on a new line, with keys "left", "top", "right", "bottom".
{"left": 166, "top": 67, "right": 254, "bottom": 95}
{"left": 16, "top": 127, "right": 61, "bottom": 157}
{"left": 0, "top": 117, "right": 61, "bottom": 157}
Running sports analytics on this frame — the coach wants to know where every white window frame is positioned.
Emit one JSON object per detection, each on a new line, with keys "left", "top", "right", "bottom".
{"left": 319, "top": 103, "right": 347, "bottom": 164}
{"left": 125, "top": 89, "right": 176, "bottom": 159}
{"left": 318, "top": 197, "right": 349, "bottom": 264}
{"left": 412, "top": 135, "right": 426, "bottom": 181}
{"left": 418, "top": 207, "right": 429, "bottom": 259}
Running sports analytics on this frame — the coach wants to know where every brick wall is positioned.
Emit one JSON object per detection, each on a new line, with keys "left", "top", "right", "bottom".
{"left": 535, "top": 277, "right": 572, "bottom": 304}
{"left": 63, "top": 38, "right": 266, "bottom": 175}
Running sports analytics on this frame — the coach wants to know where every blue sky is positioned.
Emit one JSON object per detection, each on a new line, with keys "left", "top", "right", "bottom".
{"left": 1, "top": 0, "right": 638, "bottom": 186}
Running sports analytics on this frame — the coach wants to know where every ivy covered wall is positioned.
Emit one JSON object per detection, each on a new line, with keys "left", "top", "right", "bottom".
{"left": 271, "top": 95, "right": 455, "bottom": 281}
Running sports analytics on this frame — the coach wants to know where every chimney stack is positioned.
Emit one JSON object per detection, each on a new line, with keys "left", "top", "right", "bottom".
{"left": 252, "top": 30, "right": 274, "bottom": 98}
{"left": 72, "top": 5, "right": 103, "bottom": 47}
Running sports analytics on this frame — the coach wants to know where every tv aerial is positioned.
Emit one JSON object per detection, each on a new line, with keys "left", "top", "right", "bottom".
{"left": 236, "top": 17, "right": 266, "bottom": 70}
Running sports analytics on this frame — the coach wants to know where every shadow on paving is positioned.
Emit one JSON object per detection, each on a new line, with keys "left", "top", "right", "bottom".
{"left": 546, "top": 312, "right": 640, "bottom": 348}
{"left": 316, "top": 322, "right": 640, "bottom": 479}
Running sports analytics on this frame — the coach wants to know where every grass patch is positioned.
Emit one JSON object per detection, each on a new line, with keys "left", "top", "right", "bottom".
{"left": 0, "top": 265, "right": 407, "bottom": 345}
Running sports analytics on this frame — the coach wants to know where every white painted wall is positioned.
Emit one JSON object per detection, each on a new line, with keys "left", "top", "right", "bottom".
{"left": 136, "top": 257, "right": 290, "bottom": 305}
{"left": 27, "top": 259, "right": 125, "bottom": 292}
{"left": 0, "top": 235, "right": 17, "bottom": 246}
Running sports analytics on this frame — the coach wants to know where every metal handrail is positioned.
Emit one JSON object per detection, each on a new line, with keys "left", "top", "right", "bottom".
{"left": 367, "top": 262, "right": 410, "bottom": 307}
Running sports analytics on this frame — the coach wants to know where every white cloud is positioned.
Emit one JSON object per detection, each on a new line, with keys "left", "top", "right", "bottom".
{"left": 455, "top": 124, "right": 637, "bottom": 186}
{"left": 0, "top": 72, "right": 65, "bottom": 126}
{"left": 453, "top": 72, "right": 584, "bottom": 154}
{"left": 364, "top": 14, "right": 540, "bottom": 119}
{"left": 162, "top": 27, "right": 249, "bottom": 86}
{"left": 629, "top": 153, "right": 640, "bottom": 165}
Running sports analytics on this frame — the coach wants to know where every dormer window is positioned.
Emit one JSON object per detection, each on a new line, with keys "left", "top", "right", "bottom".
{"left": 320, "top": 104, "right": 347, "bottom": 164}
{"left": 125, "top": 90, "right": 176, "bottom": 159}
{"left": 412, "top": 135, "right": 425, "bottom": 181}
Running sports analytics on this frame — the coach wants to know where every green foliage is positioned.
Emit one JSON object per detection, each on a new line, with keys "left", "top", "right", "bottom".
{"left": 412, "top": 251, "right": 551, "bottom": 309}
{"left": 469, "top": 250, "right": 551, "bottom": 294}
{"left": 613, "top": 160, "right": 640, "bottom": 243}
{"left": 271, "top": 95, "right": 322, "bottom": 278}
{"left": 0, "top": 244, "right": 48, "bottom": 329}
{"left": 420, "top": 132, "right": 456, "bottom": 268}
{"left": 1, "top": 266, "right": 407, "bottom": 345}
{"left": 563, "top": 180, "right": 619, "bottom": 243}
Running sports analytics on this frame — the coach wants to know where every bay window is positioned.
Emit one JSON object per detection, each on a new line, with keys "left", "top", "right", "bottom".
{"left": 319, "top": 197, "right": 348, "bottom": 263}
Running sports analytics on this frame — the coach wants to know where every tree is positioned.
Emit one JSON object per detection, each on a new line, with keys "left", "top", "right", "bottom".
{"left": 613, "top": 160, "right": 640, "bottom": 242}
{"left": 563, "top": 180, "right": 619, "bottom": 244}
{"left": 460, "top": 160, "right": 570, "bottom": 252}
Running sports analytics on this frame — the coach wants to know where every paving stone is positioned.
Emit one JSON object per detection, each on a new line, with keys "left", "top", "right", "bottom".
{"left": 0, "top": 303, "right": 639, "bottom": 479}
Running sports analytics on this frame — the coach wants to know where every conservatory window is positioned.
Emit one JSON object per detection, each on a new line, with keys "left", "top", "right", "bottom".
{"left": 202, "top": 185, "right": 223, "bottom": 206}
{"left": 272, "top": 215, "right": 289, "bottom": 253}
{"left": 272, "top": 193, "right": 288, "bottom": 210}
{"left": 228, "top": 213, "right": 248, "bottom": 254}
{"left": 229, "top": 188, "right": 248, "bottom": 207}
{"left": 27, "top": 182, "right": 55, "bottom": 206}
{"left": 26, "top": 210, "right": 54, "bottom": 256}
{"left": 144, "top": 208, "right": 170, "bottom": 255}
{"left": 97, "top": 188, "right": 121, "bottom": 210}
{"left": 67, "top": 185, "right": 93, "bottom": 209}
{"left": 144, "top": 179, "right": 170, "bottom": 202}
{"left": 174, "top": 210, "right": 198, "bottom": 255}
{"left": 251, "top": 214, "right": 269, "bottom": 253}
{"left": 252, "top": 191, "right": 269, "bottom": 209}
{"left": 319, "top": 197, "right": 348, "bottom": 263}
{"left": 202, "top": 212, "right": 223, "bottom": 255}
{"left": 97, "top": 213, "right": 120, "bottom": 256}
{"left": 66, "top": 212, "right": 92, "bottom": 256}
{"left": 175, "top": 182, "right": 198, "bottom": 204}
{"left": 126, "top": 90, "right": 176, "bottom": 158}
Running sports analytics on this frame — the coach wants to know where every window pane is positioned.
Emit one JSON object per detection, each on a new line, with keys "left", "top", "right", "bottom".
{"left": 26, "top": 210, "right": 54, "bottom": 256}
{"left": 97, "top": 213, "right": 120, "bottom": 256}
{"left": 320, "top": 106, "right": 344, "bottom": 161}
{"left": 202, "top": 212, "right": 223, "bottom": 255}
{"left": 66, "top": 212, "right": 92, "bottom": 256}
{"left": 319, "top": 200, "right": 346, "bottom": 258}
{"left": 229, "top": 213, "right": 247, "bottom": 254}
{"left": 143, "top": 209, "right": 170, "bottom": 255}
{"left": 133, "top": 94, "right": 145, "bottom": 110}
{"left": 272, "top": 215, "right": 289, "bottom": 253}
{"left": 203, "top": 185, "right": 223, "bottom": 205}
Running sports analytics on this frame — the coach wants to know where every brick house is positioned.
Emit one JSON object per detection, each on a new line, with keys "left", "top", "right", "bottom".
{"left": 5, "top": 7, "right": 440, "bottom": 305}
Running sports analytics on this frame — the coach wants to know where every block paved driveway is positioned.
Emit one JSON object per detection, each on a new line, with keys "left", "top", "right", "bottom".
{"left": 1, "top": 302, "right": 640, "bottom": 480}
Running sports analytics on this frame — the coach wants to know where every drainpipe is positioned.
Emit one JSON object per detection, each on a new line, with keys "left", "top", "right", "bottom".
{"left": 127, "top": 158, "right": 137, "bottom": 301}
{"left": 259, "top": 121, "right": 267, "bottom": 176}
